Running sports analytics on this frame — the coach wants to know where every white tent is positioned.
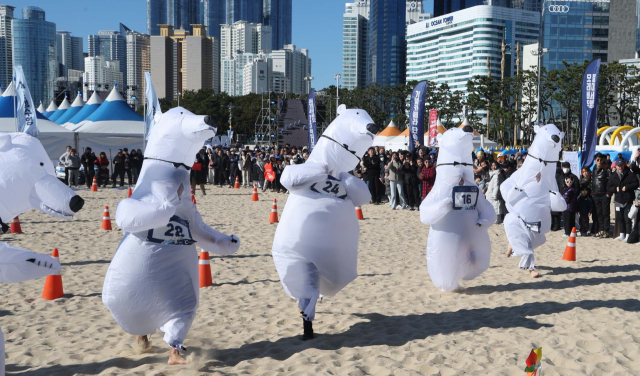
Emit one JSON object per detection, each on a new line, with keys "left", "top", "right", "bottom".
{"left": 74, "top": 87, "right": 145, "bottom": 153}
{"left": 0, "top": 83, "right": 74, "bottom": 160}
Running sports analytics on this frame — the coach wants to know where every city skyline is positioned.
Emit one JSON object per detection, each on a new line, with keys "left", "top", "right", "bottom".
{"left": 7, "top": 0, "right": 342, "bottom": 89}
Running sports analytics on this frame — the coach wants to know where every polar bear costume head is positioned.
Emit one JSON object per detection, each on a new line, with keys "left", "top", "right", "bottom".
{"left": 308, "top": 105, "right": 377, "bottom": 173}
{"left": 0, "top": 133, "right": 84, "bottom": 222}
{"left": 521, "top": 123, "right": 564, "bottom": 193}
{"left": 144, "top": 107, "right": 217, "bottom": 166}
{"left": 434, "top": 126, "right": 476, "bottom": 186}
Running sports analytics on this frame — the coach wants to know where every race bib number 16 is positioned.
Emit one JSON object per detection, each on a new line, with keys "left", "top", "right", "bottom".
{"left": 452, "top": 186, "right": 479, "bottom": 210}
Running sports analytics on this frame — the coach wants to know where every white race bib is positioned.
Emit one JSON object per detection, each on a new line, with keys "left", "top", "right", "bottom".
{"left": 146, "top": 215, "right": 196, "bottom": 245}
{"left": 308, "top": 175, "right": 348, "bottom": 199}
{"left": 452, "top": 186, "right": 479, "bottom": 210}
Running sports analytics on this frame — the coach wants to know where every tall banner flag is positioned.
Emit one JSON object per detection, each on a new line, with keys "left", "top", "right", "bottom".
{"left": 409, "top": 81, "right": 427, "bottom": 151}
{"left": 307, "top": 89, "right": 318, "bottom": 152}
{"left": 144, "top": 72, "right": 162, "bottom": 140}
{"left": 580, "top": 58, "right": 601, "bottom": 169}
{"left": 14, "top": 66, "right": 38, "bottom": 136}
{"left": 428, "top": 110, "right": 438, "bottom": 146}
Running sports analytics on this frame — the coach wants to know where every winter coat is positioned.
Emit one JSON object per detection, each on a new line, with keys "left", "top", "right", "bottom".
{"left": 388, "top": 160, "right": 402, "bottom": 182}
{"left": 486, "top": 169, "right": 507, "bottom": 215}
{"left": 563, "top": 185, "right": 578, "bottom": 213}
{"left": 592, "top": 167, "right": 610, "bottom": 195}
{"left": 577, "top": 194, "right": 592, "bottom": 216}
{"left": 607, "top": 168, "right": 639, "bottom": 204}
{"left": 65, "top": 154, "right": 81, "bottom": 169}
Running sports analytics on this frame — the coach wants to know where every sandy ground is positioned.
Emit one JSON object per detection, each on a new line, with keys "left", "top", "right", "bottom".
{"left": 3, "top": 185, "right": 640, "bottom": 375}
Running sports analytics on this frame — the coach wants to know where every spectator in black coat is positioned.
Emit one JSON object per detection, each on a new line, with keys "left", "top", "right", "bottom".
{"left": 592, "top": 153, "right": 612, "bottom": 237}
{"left": 363, "top": 148, "right": 382, "bottom": 204}
{"left": 607, "top": 158, "right": 639, "bottom": 242}
{"left": 81, "top": 147, "right": 97, "bottom": 188}
{"left": 111, "top": 149, "right": 126, "bottom": 187}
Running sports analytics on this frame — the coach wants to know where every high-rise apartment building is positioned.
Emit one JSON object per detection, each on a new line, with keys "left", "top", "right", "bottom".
{"left": 12, "top": 6, "right": 57, "bottom": 106}
{"left": 263, "top": 0, "right": 292, "bottom": 50}
{"left": 220, "top": 21, "right": 272, "bottom": 59}
{"left": 56, "top": 31, "right": 84, "bottom": 77}
{"left": 368, "top": 0, "right": 406, "bottom": 86}
{"left": 126, "top": 31, "right": 151, "bottom": 107}
{"left": 88, "top": 30, "right": 127, "bottom": 89}
{"left": 433, "top": 0, "right": 542, "bottom": 16}
{"left": 82, "top": 56, "right": 123, "bottom": 98}
{"left": 150, "top": 24, "right": 220, "bottom": 101}
{"left": 342, "top": 0, "right": 429, "bottom": 90}
{"left": 0, "top": 5, "right": 14, "bottom": 88}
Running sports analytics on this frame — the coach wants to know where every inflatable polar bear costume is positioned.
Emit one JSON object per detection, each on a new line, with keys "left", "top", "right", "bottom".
{"left": 102, "top": 107, "right": 240, "bottom": 353}
{"left": 272, "top": 104, "right": 377, "bottom": 340}
{"left": 0, "top": 133, "right": 84, "bottom": 376}
{"left": 500, "top": 124, "right": 566, "bottom": 271}
{"left": 419, "top": 126, "right": 496, "bottom": 292}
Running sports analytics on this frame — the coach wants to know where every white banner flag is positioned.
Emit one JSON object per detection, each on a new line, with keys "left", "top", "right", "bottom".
{"left": 14, "top": 66, "right": 38, "bottom": 136}
{"left": 144, "top": 72, "right": 162, "bottom": 140}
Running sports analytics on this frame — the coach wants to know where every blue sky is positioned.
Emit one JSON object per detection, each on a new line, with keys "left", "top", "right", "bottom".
{"left": 9, "top": 0, "right": 355, "bottom": 90}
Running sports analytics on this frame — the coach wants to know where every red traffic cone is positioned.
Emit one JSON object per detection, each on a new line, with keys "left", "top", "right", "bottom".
{"left": 269, "top": 199, "right": 279, "bottom": 223}
{"left": 199, "top": 251, "right": 212, "bottom": 288}
{"left": 251, "top": 183, "right": 259, "bottom": 201}
{"left": 91, "top": 177, "right": 98, "bottom": 192}
{"left": 10, "top": 216, "right": 22, "bottom": 234}
{"left": 562, "top": 227, "right": 577, "bottom": 261}
{"left": 355, "top": 206, "right": 364, "bottom": 220}
{"left": 234, "top": 176, "right": 240, "bottom": 189}
{"left": 101, "top": 206, "right": 113, "bottom": 230}
{"left": 191, "top": 186, "right": 196, "bottom": 205}
{"left": 127, "top": 187, "right": 132, "bottom": 198}
{"left": 42, "top": 248, "right": 64, "bottom": 300}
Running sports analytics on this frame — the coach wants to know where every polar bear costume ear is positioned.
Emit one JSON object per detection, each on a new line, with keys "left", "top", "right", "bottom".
{"left": 337, "top": 104, "right": 347, "bottom": 116}
{"left": 436, "top": 133, "right": 443, "bottom": 143}
{"left": 559, "top": 131, "right": 565, "bottom": 139}
{"left": 534, "top": 124, "right": 541, "bottom": 134}
{"left": 0, "top": 133, "right": 11, "bottom": 151}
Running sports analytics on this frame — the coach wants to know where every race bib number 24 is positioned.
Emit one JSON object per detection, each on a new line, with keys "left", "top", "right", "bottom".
{"left": 309, "top": 175, "right": 348, "bottom": 199}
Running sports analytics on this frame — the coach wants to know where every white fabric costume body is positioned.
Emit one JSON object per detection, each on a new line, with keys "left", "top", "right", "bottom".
{"left": 0, "top": 133, "right": 83, "bottom": 376}
{"left": 419, "top": 127, "right": 496, "bottom": 292}
{"left": 102, "top": 107, "right": 240, "bottom": 351}
{"left": 500, "top": 124, "right": 567, "bottom": 270}
{"left": 272, "top": 105, "right": 375, "bottom": 321}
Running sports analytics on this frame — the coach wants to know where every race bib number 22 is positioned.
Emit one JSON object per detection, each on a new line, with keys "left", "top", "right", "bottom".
{"left": 146, "top": 215, "right": 196, "bottom": 245}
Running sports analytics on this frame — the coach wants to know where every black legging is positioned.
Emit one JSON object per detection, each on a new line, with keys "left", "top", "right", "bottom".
{"left": 616, "top": 203, "right": 632, "bottom": 236}
{"left": 563, "top": 211, "right": 576, "bottom": 235}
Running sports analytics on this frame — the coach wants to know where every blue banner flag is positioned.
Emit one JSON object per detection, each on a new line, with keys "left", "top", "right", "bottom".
{"left": 409, "top": 81, "right": 427, "bottom": 152}
{"left": 580, "top": 59, "right": 601, "bottom": 169}
{"left": 307, "top": 89, "right": 318, "bottom": 152}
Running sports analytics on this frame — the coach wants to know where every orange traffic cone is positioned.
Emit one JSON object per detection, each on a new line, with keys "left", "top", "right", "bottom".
{"left": 127, "top": 187, "right": 132, "bottom": 198}
{"left": 10, "top": 216, "right": 22, "bottom": 234}
{"left": 91, "top": 177, "right": 98, "bottom": 192}
{"left": 42, "top": 248, "right": 64, "bottom": 300}
{"left": 251, "top": 183, "right": 259, "bottom": 201}
{"left": 269, "top": 199, "right": 279, "bottom": 223}
{"left": 191, "top": 186, "right": 196, "bottom": 205}
{"left": 234, "top": 176, "right": 240, "bottom": 189}
{"left": 562, "top": 227, "right": 577, "bottom": 261}
{"left": 101, "top": 206, "right": 113, "bottom": 230}
{"left": 199, "top": 251, "right": 212, "bottom": 288}
{"left": 355, "top": 206, "right": 364, "bottom": 220}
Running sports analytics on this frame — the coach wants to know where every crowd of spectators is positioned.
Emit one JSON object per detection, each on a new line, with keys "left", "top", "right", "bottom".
{"left": 58, "top": 141, "right": 640, "bottom": 242}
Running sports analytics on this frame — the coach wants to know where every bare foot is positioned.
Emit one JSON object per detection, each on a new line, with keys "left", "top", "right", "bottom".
{"left": 506, "top": 244, "right": 513, "bottom": 258}
{"left": 136, "top": 335, "right": 151, "bottom": 351}
{"left": 530, "top": 270, "right": 540, "bottom": 278}
{"left": 168, "top": 348, "right": 187, "bottom": 365}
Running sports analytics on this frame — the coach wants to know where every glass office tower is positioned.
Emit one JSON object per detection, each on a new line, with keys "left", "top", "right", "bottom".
{"left": 12, "top": 6, "right": 57, "bottom": 106}
{"left": 226, "top": 0, "right": 262, "bottom": 25}
{"left": 368, "top": 0, "right": 406, "bottom": 86}
{"left": 541, "top": 0, "right": 610, "bottom": 71}
{"left": 263, "top": 0, "right": 292, "bottom": 50}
